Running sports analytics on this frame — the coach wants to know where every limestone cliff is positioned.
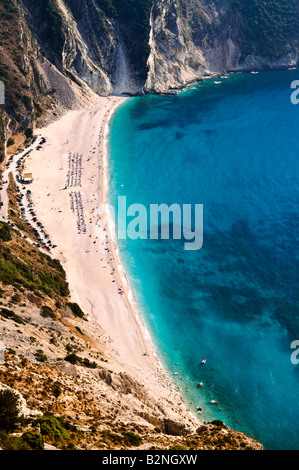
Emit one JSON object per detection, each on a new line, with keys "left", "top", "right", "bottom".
{"left": 1, "top": 0, "right": 298, "bottom": 135}
{"left": 19, "top": 0, "right": 147, "bottom": 96}
{"left": 2, "top": 0, "right": 293, "bottom": 450}
{"left": 145, "top": 0, "right": 299, "bottom": 93}
{"left": 15, "top": 0, "right": 299, "bottom": 98}
{"left": 0, "top": 223, "right": 264, "bottom": 450}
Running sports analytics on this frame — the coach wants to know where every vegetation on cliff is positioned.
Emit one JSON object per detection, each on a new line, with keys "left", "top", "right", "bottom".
{"left": 0, "top": 0, "right": 297, "bottom": 139}
{"left": 0, "top": 353, "right": 263, "bottom": 450}
{"left": 0, "top": 221, "right": 69, "bottom": 299}
{"left": 0, "top": 1, "right": 296, "bottom": 451}
{"left": 0, "top": 0, "right": 51, "bottom": 158}
{"left": 0, "top": 221, "right": 264, "bottom": 450}
{"left": 235, "top": 0, "right": 299, "bottom": 57}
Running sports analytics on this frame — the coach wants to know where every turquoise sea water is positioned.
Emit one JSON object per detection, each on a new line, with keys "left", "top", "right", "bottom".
{"left": 108, "top": 70, "right": 299, "bottom": 450}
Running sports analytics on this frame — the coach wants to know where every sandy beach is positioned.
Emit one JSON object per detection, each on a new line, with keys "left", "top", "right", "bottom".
{"left": 23, "top": 96, "right": 197, "bottom": 424}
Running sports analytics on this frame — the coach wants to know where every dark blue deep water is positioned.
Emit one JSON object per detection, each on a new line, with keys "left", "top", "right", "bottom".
{"left": 108, "top": 70, "right": 299, "bottom": 450}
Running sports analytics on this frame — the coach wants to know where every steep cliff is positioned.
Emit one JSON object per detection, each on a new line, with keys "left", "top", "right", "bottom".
{"left": 1, "top": 0, "right": 298, "bottom": 129}
{"left": 0, "top": 0, "right": 48, "bottom": 160}
{"left": 2, "top": 0, "right": 294, "bottom": 450}
{"left": 145, "top": 0, "right": 299, "bottom": 93}
{"left": 18, "top": 0, "right": 299, "bottom": 97}
{"left": 0, "top": 222, "right": 264, "bottom": 450}
{"left": 19, "top": 0, "right": 150, "bottom": 96}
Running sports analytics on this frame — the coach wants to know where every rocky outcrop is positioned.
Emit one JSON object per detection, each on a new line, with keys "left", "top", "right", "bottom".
{"left": 13, "top": 0, "right": 299, "bottom": 98}
{"left": 0, "top": 224, "right": 264, "bottom": 449}
{"left": 145, "top": 0, "right": 299, "bottom": 93}
{"left": 0, "top": 352, "right": 264, "bottom": 449}
{"left": 0, "top": 0, "right": 297, "bottom": 150}
{"left": 163, "top": 418, "right": 189, "bottom": 436}
{"left": 0, "top": 381, "right": 42, "bottom": 419}
{"left": 19, "top": 0, "right": 144, "bottom": 96}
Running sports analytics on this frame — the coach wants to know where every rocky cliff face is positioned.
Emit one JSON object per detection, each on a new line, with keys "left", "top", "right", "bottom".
{"left": 19, "top": 0, "right": 148, "bottom": 96}
{"left": 146, "top": 0, "right": 236, "bottom": 93}
{"left": 0, "top": 0, "right": 48, "bottom": 159}
{"left": 2, "top": 0, "right": 294, "bottom": 450}
{"left": 0, "top": 225, "right": 264, "bottom": 450}
{"left": 15, "top": 0, "right": 299, "bottom": 99}
{"left": 145, "top": 0, "right": 299, "bottom": 93}
{"left": 0, "top": 0, "right": 298, "bottom": 133}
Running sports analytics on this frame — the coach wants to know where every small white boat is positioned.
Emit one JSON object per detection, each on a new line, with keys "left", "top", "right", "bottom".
{"left": 211, "top": 400, "right": 218, "bottom": 404}
{"left": 201, "top": 359, "right": 207, "bottom": 364}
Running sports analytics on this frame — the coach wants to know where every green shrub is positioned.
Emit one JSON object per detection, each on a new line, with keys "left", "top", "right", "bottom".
{"left": 122, "top": 431, "right": 143, "bottom": 447}
{"left": 0, "top": 307, "right": 26, "bottom": 325}
{"left": 65, "top": 353, "right": 97, "bottom": 369}
{"left": 170, "top": 444, "right": 188, "bottom": 450}
{"left": 64, "top": 353, "right": 80, "bottom": 365}
{"left": 65, "top": 343, "right": 73, "bottom": 353}
{"left": 22, "top": 95, "right": 32, "bottom": 110}
{"left": 82, "top": 358, "right": 97, "bottom": 369}
{"left": 21, "top": 431, "right": 44, "bottom": 450}
{"left": 35, "top": 349, "right": 47, "bottom": 363}
{"left": 11, "top": 293, "right": 21, "bottom": 303}
{"left": 0, "top": 389, "right": 22, "bottom": 433}
{"left": 0, "top": 222, "right": 11, "bottom": 242}
{"left": 7, "top": 137, "right": 15, "bottom": 147}
{"left": 40, "top": 305, "right": 56, "bottom": 320}
{"left": 24, "top": 128, "right": 33, "bottom": 139}
{"left": 33, "top": 415, "right": 74, "bottom": 445}
{"left": 51, "top": 383, "right": 62, "bottom": 399}
{"left": 66, "top": 302, "right": 85, "bottom": 319}
{"left": 0, "top": 432, "right": 31, "bottom": 450}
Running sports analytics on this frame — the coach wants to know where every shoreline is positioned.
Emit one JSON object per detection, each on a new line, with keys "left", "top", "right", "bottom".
{"left": 23, "top": 96, "right": 199, "bottom": 428}
{"left": 101, "top": 99, "right": 172, "bottom": 391}
{"left": 100, "top": 98, "right": 199, "bottom": 423}
{"left": 100, "top": 99, "right": 160, "bottom": 375}
{"left": 102, "top": 99, "right": 155, "bottom": 356}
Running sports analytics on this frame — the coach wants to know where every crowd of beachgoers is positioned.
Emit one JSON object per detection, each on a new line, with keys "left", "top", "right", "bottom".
{"left": 1, "top": 136, "right": 56, "bottom": 252}
{"left": 66, "top": 152, "right": 83, "bottom": 188}
{"left": 0, "top": 98, "right": 202, "bottom": 434}
{"left": 0, "top": 99, "right": 133, "bottom": 299}
{"left": 69, "top": 190, "right": 87, "bottom": 235}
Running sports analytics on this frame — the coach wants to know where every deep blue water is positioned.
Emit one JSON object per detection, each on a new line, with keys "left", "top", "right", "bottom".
{"left": 108, "top": 70, "right": 299, "bottom": 450}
